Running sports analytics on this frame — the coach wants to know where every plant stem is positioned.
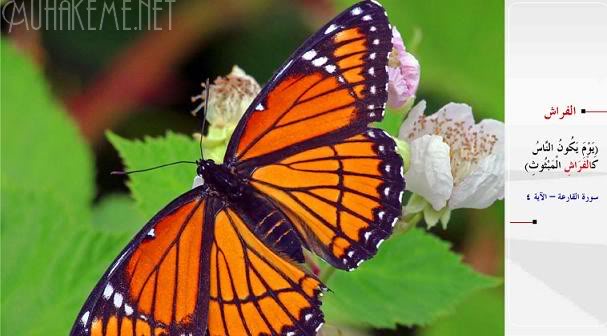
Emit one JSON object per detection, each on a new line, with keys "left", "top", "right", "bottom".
{"left": 396, "top": 212, "right": 423, "bottom": 234}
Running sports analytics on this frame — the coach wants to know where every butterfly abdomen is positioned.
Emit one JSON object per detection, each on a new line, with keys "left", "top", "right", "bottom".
{"left": 198, "top": 160, "right": 307, "bottom": 263}
{"left": 234, "top": 192, "right": 307, "bottom": 263}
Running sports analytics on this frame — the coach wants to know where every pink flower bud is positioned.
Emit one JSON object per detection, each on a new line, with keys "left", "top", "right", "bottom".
{"left": 387, "top": 27, "right": 420, "bottom": 109}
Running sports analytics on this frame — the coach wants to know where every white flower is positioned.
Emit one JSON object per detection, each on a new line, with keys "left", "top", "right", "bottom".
{"left": 192, "top": 66, "right": 261, "bottom": 163}
{"left": 192, "top": 66, "right": 260, "bottom": 128}
{"left": 399, "top": 101, "right": 504, "bottom": 211}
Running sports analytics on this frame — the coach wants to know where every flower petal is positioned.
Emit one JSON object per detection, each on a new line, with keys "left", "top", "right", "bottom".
{"left": 405, "top": 134, "right": 454, "bottom": 210}
{"left": 477, "top": 119, "right": 505, "bottom": 151}
{"left": 448, "top": 152, "right": 505, "bottom": 209}
{"left": 387, "top": 68, "right": 409, "bottom": 109}
{"left": 387, "top": 27, "right": 420, "bottom": 109}
{"left": 437, "top": 103, "right": 475, "bottom": 127}
{"left": 399, "top": 102, "right": 475, "bottom": 143}
{"left": 398, "top": 100, "right": 427, "bottom": 141}
{"left": 201, "top": 66, "right": 260, "bottom": 128}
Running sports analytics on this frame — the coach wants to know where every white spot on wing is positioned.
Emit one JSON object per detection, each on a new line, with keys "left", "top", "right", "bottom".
{"left": 125, "top": 304, "right": 134, "bottom": 316}
{"left": 384, "top": 187, "right": 391, "bottom": 196}
{"left": 351, "top": 7, "right": 363, "bottom": 15}
{"left": 302, "top": 50, "right": 317, "bottom": 60}
{"left": 325, "top": 24, "right": 338, "bottom": 35}
{"left": 385, "top": 164, "right": 391, "bottom": 172}
{"left": 81, "top": 311, "right": 90, "bottom": 325}
{"left": 368, "top": 67, "right": 375, "bottom": 76}
{"left": 364, "top": 231, "right": 372, "bottom": 241}
{"left": 370, "top": 85, "right": 377, "bottom": 94}
{"left": 147, "top": 228, "right": 155, "bottom": 238}
{"left": 370, "top": 52, "right": 376, "bottom": 60}
{"left": 312, "top": 57, "right": 328, "bottom": 67}
{"left": 373, "top": 39, "right": 380, "bottom": 45}
{"left": 370, "top": 26, "right": 377, "bottom": 32}
{"left": 305, "top": 313, "right": 313, "bottom": 321}
{"left": 103, "top": 284, "right": 114, "bottom": 299}
{"left": 376, "top": 239, "right": 385, "bottom": 248}
{"left": 113, "top": 292, "right": 123, "bottom": 308}
{"left": 255, "top": 103, "right": 264, "bottom": 111}
{"left": 325, "top": 64, "right": 337, "bottom": 73}
{"left": 363, "top": 15, "right": 372, "bottom": 21}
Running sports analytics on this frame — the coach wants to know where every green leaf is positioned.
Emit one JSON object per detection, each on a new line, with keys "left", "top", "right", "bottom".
{"left": 2, "top": 184, "right": 136, "bottom": 335}
{"left": 419, "top": 289, "right": 504, "bottom": 336}
{"left": 107, "top": 131, "right": 200, "bottom": 217}
{"left": 0, "top": 39, "right": 93, "bottom": 211}
{"left": 0, "top": 39, "right": 136, "bottom": 335}
{"left": 322, "top": 229, "right": 500, "bottom": 329}
{"left": 92, "top": 194, "right": 145, "bottom": 233}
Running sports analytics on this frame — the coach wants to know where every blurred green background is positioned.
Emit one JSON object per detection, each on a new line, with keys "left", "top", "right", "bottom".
{"left": 1, "top": 0, "right": 504, "bottom": 335}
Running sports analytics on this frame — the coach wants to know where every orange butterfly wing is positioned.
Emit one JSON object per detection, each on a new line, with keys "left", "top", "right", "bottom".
{"left": 249, "top": 130, "right": 403, "bottom": 270}
{"left": 71, "top": 189, "right": 324, "bottom": 336}
{"left": 73, "top": 2, "right": 398, "bottom": 335}
{"left": 71, "top": 188, "right": 212, "bottom": 336}
{"left": 226, "top": 1, "right": 392, "bottom": 167}
{"left": 225, "top": 1, "right": 404, "bottom": 270}
{"left": 207, "top": 205, "right": 325, "bottom": 336}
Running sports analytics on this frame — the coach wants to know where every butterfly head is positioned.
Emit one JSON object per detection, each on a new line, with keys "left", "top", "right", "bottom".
{"left": 196, "top": 159, "right": 215, "bottom": 177}
{"left": 196, "top": 159, "right": 248, "bottom": 198}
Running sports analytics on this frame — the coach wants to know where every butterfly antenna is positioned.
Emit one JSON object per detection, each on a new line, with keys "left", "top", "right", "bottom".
{"left": 192, "top": 79, "right": 211, "bottom": 160}
{"left": 111, "top": 161, "right": 197, "bottom": 176}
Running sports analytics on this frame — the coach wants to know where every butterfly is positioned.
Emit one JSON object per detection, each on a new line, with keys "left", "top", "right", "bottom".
{"left": 70, "top": 1, "right": 404, "bottom": 335}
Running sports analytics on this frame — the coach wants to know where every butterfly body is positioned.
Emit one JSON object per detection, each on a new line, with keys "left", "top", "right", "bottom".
{"left": 71, "top": 1, "right": 404, "bottom": 335}
{"left": 197, "top": 159, "right": 307, "bottom": 263}
{"left": 196, "top": 160, "right": 248, "bottom": 200}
